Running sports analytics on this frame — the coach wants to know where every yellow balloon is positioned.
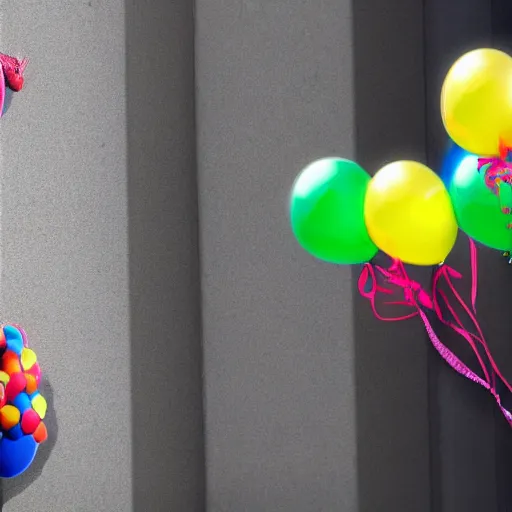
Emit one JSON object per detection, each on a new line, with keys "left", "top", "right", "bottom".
{"left": 441, "top": 48, "right": 512, "bottom": 156}
{"left": 364, "top": 161, "right": 457, "bottom": 265}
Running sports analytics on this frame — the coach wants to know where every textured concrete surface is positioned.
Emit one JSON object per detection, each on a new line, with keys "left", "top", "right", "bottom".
{"left": 195, "top": 1, "right": 358, "bottom": 510}
{"left": 0, "top": 1, "right": 131, "bottom": 510}
{"left": 0, "top": 1, "right": 204, "bottom": 511}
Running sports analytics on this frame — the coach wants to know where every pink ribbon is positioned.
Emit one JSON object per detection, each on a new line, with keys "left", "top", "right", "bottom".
{"left": 358, "top": 240, "right": 512, "bottom": 427}
{"left": 0, "top": 53, "right": 27, "bottom": 118}
{"left": 478, "top": 143, "right": 512, "bottom": 215}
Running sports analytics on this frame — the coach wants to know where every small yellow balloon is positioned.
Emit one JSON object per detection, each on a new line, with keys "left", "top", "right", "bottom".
{"left": 441, "top": 48, "right": 512, "bottom": 156}
{"left": 21, "top": 348, "right": 37, "bottom": 371}
{"left": 364, "top": 161, "right": 458, "bottom": 265}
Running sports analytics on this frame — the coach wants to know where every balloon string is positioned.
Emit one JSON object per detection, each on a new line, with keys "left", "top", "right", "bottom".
{"left": 432, "top": 284, "right": 492, "bottom": 386}
{"left": 433, "top": 242, "right": 512, "bottom": 395}
{"left": 358, "top": 244, "right": 512, "bottom": 425}
{"left": 432, "top": 255, "right": 511, "bottom": 394}
{"left": 470, "top": 237, "right": 478, "bottom": 310}
{"left": 417, "top": 307, "right": 512, "bottom": 427}
{"left": 358, "top": 263, "right": 418, "bottom": 322}
{"left": 432, "top": 270, "right": 496, "bottom": 390}
{"left": 359, "top": 259, "right": 491, "bottom": 385}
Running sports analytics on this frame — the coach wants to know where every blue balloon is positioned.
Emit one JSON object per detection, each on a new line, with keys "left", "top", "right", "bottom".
{"left": 439, "top": 140, "right": 477, "bottom": 187}
{"left": 13, "top": 392, "right": 32, "bottom": 414}
{"left": 8, "top": 424, "right": 24, "bottom": 440}
{"left": 4, "top": 324, "right": 24, "bottom": 355}
{"left": 0, "top": 435, "right": 38, "bottom": 478}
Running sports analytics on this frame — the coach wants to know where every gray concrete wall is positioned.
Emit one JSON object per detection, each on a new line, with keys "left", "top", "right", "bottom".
{"left": 352, "top": 0, "right": 431, "bottom": 510}
{"left": 126, "top": 1, "right": 204, "bottom": 511}
{"left": 0, "top": 1, "right": 204, "bottom": 511}
{"left": 1, "top": 1, "right": 132, "bottom": 510}
{"left": 195, "top": 2, "right": 358, "bottom": 510}
{"left": 4, "top": 0, "right": 505, "bottom": 510}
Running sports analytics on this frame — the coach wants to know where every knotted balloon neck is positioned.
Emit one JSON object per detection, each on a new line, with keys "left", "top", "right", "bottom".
{"left": 358, "top": 258, "right": 433, "bottom": 322}
{"left": 380, "top": 259, "right": 433, "bottom": 309}
{"left": 477, "top": 140, "right": 512, "bottom": 217}
{"left": 0, "top": 53, "right": 27, "bottom": 92}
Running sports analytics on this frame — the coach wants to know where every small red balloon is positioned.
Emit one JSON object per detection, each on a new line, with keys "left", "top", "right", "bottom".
{"left": 21, "top": 409, "right": 40, "bottom": 435}
{"left": 5, "top": 372, "right": 26, "bottom": 401}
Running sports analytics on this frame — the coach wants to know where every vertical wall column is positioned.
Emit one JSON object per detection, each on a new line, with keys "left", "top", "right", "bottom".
{"left": 127, "top": 1, "right": 205, "bottom": 511}
{"left": 196, "top": 1, "right": 359, "bottom": 510}
{"left": 489, "top": 2, "right": 512, "bottom": 507}
{"left": 352, "top": 0, "right": 431, "bottom": 510}
{"left": 424, "top": 1, "right": 496, "bottom": 510}
{"left": 424, "top": 1, "right": 512, "bottom": 510}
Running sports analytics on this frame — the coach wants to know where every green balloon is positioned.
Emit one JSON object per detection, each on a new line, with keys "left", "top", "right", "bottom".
{"left": 449, "top": 154, "right": 512, "bottom": 250}
{"left": 290, "top": 158, "right": 377, "bottom": 264}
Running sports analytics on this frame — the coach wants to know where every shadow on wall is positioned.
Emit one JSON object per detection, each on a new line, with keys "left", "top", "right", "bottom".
{"left": 0, "top": 379, "right": 58, "bottom": 510}
{"left": 2, "top": 88, "right": 13, "bottom": 117}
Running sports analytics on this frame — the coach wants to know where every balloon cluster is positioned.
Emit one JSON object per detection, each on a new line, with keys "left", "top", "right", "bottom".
{"left": 0, "top": 325, "right": 47, "bottom": 478}
{"left": 0, "top": 54, "right": 45, "bottom": 478}
{"left": 441, "top": 48, "right": 512, "bottom": 260}
{"left": 289, "top": 47, "right": 512, "bottom": 428}
{"left": 290, "top": 158, "right": 457, "bottom": 266}
{"left": 0, "top": 55, "right": 45, "bottom": 477}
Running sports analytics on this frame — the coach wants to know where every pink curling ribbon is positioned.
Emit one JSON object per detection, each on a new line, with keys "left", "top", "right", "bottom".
{"left": 477, "top": 140, "right": 512, "bottom": 217}
{"left": 358, "top": 239, "right": 512, "bottom": 426}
